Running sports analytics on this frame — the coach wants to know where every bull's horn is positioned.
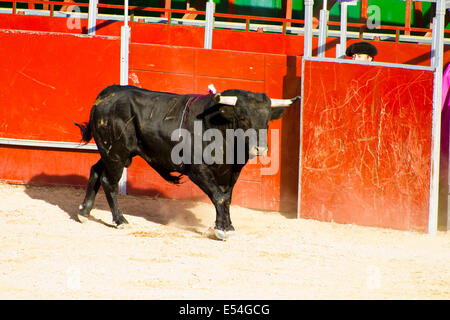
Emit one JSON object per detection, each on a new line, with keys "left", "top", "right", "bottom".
{"left": 270, "top": 96, "right": 300, "bottom": 107}
{"left": 214, "top": 94, "right": 238, "bottom": 106}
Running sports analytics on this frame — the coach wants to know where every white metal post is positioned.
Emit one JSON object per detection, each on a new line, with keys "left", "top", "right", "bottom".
{"left": 120, "top": 27, "right": 130, "bottom": 86}
{"left": 304, "top": 0, "right": 314, "bottom": 58}
{"left": 204, "top": 0, "right": 215, "bottom": 49}
{"left": 431, "top": 17, "right": 437, "bottom": 67}
{"left": 119, "top": 0, "right": 130, "bottom": 195}
{"left": 120, "top": 0, "right": 130, "bottom": 86}
{"left": 87, "top": 0, "right": 98, "bottom": 35}
{"left": 317, "top": 0, "right": 328, "bottom": 58}
{"left": 338, "top": 1, "right": 348, "bottom": 58}
{"left": 428, "top": 0, "right": 446, "bottom": 234}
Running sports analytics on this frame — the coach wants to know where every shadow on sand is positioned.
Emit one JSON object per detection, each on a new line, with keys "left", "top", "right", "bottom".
{"left": 24, "top": 173, "right": 207, "bottom": 233}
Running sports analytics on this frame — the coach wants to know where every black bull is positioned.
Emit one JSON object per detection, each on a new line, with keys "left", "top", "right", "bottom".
{"left": 75, "top": 85, "right": 299, "bottom": 239}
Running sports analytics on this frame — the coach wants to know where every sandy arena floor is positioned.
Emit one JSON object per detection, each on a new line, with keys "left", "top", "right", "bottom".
{"left": 0, "top": 182, "right": 448, "bottom": 299}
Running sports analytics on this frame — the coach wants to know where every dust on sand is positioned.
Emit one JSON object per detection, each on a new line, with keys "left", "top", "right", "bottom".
{"left": 0, "top": 183, "right": 449, "bottom": 299}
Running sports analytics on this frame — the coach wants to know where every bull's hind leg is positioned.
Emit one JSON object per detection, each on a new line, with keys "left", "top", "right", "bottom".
{"left": 78, "top": 160, "right": 104, "bottom": 222}
{"left": 101, "top": 165, "right": 129, "bottom": 227}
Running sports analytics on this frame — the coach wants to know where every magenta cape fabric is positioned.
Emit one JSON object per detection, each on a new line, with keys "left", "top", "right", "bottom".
{"left": 443, "top": 64, "right": 450, "bottom": 111}
{"left": 440, "top": 64, "right": 450, "bottom": 200}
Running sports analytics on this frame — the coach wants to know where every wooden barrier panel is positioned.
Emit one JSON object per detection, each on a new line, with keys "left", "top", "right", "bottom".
{"left": 0, "top": 18, "right": 442, "bottom": 222}
{"left": 0, "top": 29, "right": 120, "bottom": 188}
{"left": 126, "top": 44, "right": 302, "bottom": 211}
{"left": 0, "top": 29, "right": 120, "bottom": 142}
{"left": 299, "top": 59, "right": 434, "bottom": 232}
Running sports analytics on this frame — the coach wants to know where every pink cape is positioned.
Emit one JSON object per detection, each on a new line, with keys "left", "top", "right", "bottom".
{"left": 443, "top": 64, "right": 450, "bottom": 112}
{"left": 440, "top": 64, "right": 450, "bottom": 211}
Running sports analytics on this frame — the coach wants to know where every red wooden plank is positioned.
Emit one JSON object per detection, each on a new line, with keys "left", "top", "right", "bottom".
{"left": 195, "top": 76, "right": 264, "bottom": 94}
{"left": 129, "top": 70, "right": 195, "bottom": 94}
{"left": 232, "top": 180, "right": 262, "bottom": 209}
{"left": 0, "top": 147, "right": 99, "bottom": 187}
{"left": 195, "top": 49, "right": 265, "bottom": 81}
{"left": 0, "top": 30, "right": 119, "bottom": 142}
{"left": 300, "top": 60, "right": 434, "bottom": 232}
{"left": 130, "top": 44, "right": 195, "bottom": 75}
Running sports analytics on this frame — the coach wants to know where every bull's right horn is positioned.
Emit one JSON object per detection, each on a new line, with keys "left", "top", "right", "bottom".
{"left": 270, "top": 96, "right": 300, "bottom": 107}
{"left": 214, "top": 94, "right": 238, "bottom": 106}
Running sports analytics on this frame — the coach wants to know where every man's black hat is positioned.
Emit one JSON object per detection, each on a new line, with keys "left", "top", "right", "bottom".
{"left": 345, "top": 42, "right": 378, "bottom": 58}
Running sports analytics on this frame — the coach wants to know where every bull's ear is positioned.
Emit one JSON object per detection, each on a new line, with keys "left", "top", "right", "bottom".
{"left": 219, "top": 105, "right": 235, "bottom": 121}
{"left": 270, "top": 107, "right": 286, "bottom": 120}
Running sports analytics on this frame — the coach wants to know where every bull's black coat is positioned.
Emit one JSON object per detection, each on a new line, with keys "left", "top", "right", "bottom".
{"left": 75, "top": 85, "right": 294, "bottom": 237}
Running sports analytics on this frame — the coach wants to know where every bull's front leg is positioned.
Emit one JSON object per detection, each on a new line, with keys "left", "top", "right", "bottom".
{"left": 211, "top": 189, "right": 235, "bottom": 239}
{"left": 188, "top": 168, "right": 235, "bottom": 240}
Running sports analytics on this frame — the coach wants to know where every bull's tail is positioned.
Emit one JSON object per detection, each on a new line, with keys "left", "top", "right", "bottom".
{"left": 73, "top": 120, "right": 92, "bottom": 143}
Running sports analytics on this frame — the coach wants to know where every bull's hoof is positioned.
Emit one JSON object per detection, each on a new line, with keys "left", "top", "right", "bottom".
{"left": 214, "top": 228, "right": 235, "bottom": 241}
{"left": 114, "top": 215, "right": 129, "bottom": 229}
{"left": 77, "top": 214, "right": 89, "bottom": 223}
{"left": 115, "top": 222, "right": 130, "bottom": 230}
{"left": 77, "top": 205, "right": 90, "bottom": 223}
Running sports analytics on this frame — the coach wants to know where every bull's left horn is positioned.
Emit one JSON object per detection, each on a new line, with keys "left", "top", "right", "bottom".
{"left": 214, "top": 94, "right": 238, "bottom": 106}
{"left": 270, "top": 96, "right": 300, "bottom": 107}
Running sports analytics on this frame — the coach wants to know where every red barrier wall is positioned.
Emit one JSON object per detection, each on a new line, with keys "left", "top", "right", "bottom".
{"left": 0, "top": 16, "right": 443, "bottom": 223}
{"left": 300, "top": 60, "right": 434, "bottom": 232}
{"left": 0, "top": 29, "right": 302, "bottom": 212}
